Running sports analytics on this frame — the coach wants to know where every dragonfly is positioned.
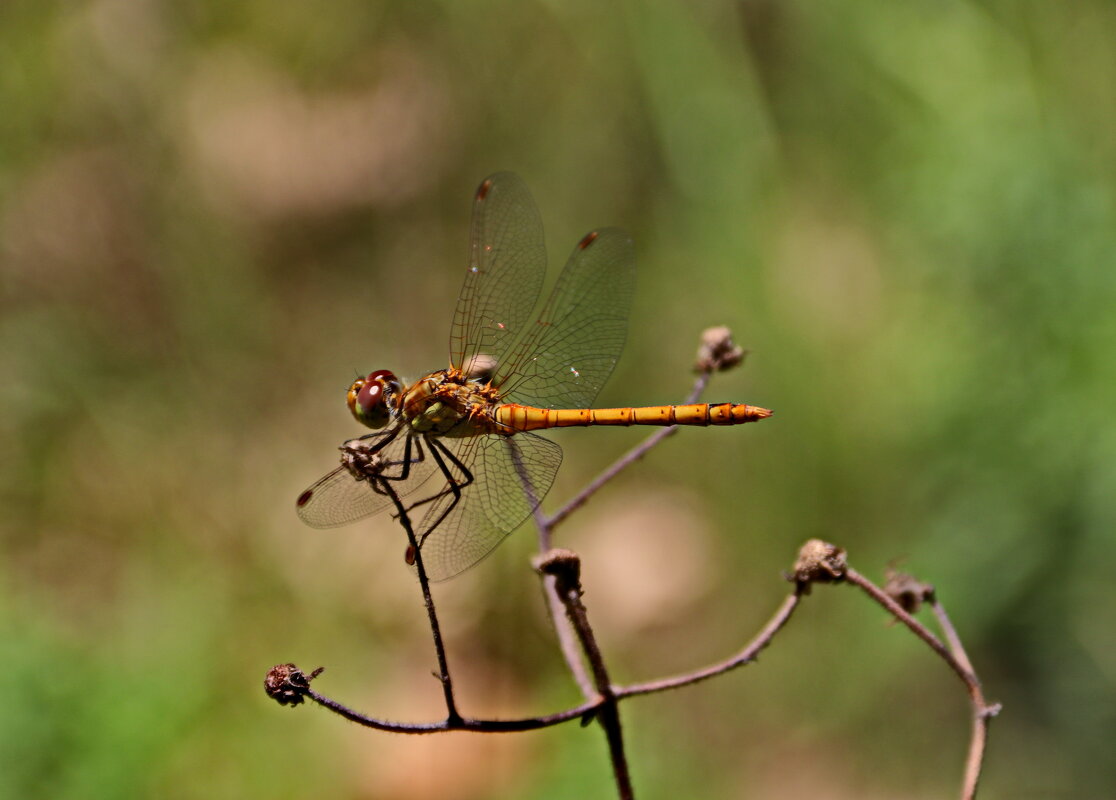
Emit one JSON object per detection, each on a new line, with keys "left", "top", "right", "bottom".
{"left": 296, "top": 173, "right": 772, "bottom": 581}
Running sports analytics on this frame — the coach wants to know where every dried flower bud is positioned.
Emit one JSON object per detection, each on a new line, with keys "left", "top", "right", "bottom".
{"left": 884, "top": 568, "right": 935, "bottom": 614}
{"left": 695, "top": 326, "right": 746, "bottom": 373}
{"left": 264, "top": 663, "right": 324, "bottom": 707}
{"left": 789, "top": 539, "right": 847, "bottom": 591}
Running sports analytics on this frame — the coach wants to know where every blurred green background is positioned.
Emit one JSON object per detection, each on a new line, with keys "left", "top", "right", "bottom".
{"left": 3, "top": 0, "right": 1114, "bottom": 797}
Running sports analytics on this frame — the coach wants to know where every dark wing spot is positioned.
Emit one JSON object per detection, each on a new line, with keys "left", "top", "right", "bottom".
{"left": 297, "top": 489, "right": 313, "bottom": 507}
{"left": 578, "top": 230, "right": 600, "bottom": 250}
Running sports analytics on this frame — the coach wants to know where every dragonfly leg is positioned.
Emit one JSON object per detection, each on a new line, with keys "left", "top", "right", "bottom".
{"left": 376, "top": 434, "right": 427, "bottom": 483}
{"left": 402, "top": 439, "right": 474, "bottom": 513}
{"left": 409, "top": 437, "right": 475, "bottom": 547}
{"left": 372, "top": 438, "right": 439, "bottom": 518}
{"left": 356, "top": 427, "right": 399, "bottom": 451}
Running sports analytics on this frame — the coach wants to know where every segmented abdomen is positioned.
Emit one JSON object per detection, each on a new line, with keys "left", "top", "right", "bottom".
{"left": 492, "top": 402, "right": 772, "bottom": 432}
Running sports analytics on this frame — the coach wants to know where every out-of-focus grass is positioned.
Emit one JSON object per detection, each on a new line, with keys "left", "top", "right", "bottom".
{"left": 2, "top": 1, "right": 1115, "bottom": 797}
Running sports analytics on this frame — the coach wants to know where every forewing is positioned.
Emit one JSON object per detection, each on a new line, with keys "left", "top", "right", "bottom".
{"left": 449, "top": 173, "right": 548, "bottom": 376}
{"left": 415, "top": 433, "right": 563, "bottom": 581}
{"left": 296, "top": 432, "right": 440, "bottom": 529}
{"left": 495, "top": 227, "right": 634, "bottom": 410}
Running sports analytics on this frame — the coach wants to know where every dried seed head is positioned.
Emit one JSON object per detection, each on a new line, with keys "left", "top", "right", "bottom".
{"left": 789, "top": 539, "right": 847, "bottom": 591}
{"left": 695, "top": 326, "right": 746, "bottom": 373}
{"left": 884, "top": 568, "right": 935, "bottom": 614}
{"left": 264, "top": 663, "right": 324, "bottom": 707}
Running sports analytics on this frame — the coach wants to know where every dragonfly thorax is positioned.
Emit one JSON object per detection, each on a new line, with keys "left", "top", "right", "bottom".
{"left": 347, "top": 370, "right": 402, "bottom": 429}
{"left": 400, "top": 368, "right": 497, "bottom": 437}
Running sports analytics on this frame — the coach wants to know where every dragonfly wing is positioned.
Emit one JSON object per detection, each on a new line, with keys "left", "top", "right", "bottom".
{"left": 449, "top": 173, "right": 548, "bottom": 377}
{"left": 296, "top": 465, "right": 394, "bottom": 528}
{"left": 495, "top": 227, "right": 635, "bottom": 410}
{"left": 415, "top": 432, "right": 563, "bottom": 581}
{"left": 296, "top": 431, "right": 440, "bottom": 528}
{"left": 474, "top": 432, "right": 563, "bottom": 531}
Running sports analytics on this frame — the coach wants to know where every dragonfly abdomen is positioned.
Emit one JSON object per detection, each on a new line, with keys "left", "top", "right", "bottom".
{"left": 494, "top": 402, "right": 772, "bottom": 431}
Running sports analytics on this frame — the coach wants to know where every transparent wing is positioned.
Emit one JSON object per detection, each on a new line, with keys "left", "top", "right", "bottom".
{"left": 494, "top": 227, "right": 634, "bottom": 410}
{"left": 415, "top": 433, "right": 563, "bottom": 581}
{"left": 449, "top": 173, "right": 548, "bottom": 376}
{"left": 296, "top": 430, "right": 440, "bottom": 529}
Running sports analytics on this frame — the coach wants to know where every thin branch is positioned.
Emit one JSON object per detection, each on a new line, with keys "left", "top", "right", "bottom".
{"left": 844, "top": 568, "right": 1001, "bottom": 800}
{"left": 930, "top": 599, "right": 1000, "bottom": 800}
{"left": 309, "top": 684, "right": 602, "bottom": 733}
{"left": 844, "top": 568, "right": 977, "bottom": 690}
{"left": 598, "top": 701, "right": 632, "bottom": 800}
{"left": 541, "top": 570, "right": 596, "bottom": 698}
{"left": 266, "top": 662, "right": 604, "bottom": 731}
{"left": 537, "top": 550, "right": 634, "bottom": 800}
{"left": 379, "top": 480, "right": 461, "bottom": 724}
{"left": 532, "top": 475, "right": 595, "bottom": 698}
{"left": 617, "top": 590, "right": 803, "bottom": 698}
{"left": 931, "top": 597, "right": 977, "bottom": 677}
{"left": 788, "top": 540, "right": 1000, "bottom": 800}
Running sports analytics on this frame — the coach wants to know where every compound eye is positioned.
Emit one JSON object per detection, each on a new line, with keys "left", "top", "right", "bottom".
{"left": 356, "top": 379, "right": 383, "bottom": 415}
{"left": 368, "top": 369, "right": 400, "bottom": 393}
{"left": 347, "top": 371, "right": 396, "bottom": 429}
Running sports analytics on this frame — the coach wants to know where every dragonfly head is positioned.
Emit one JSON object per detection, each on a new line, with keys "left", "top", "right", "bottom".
{"left": 347, "top": 370, "right": 400, "bottom": 429}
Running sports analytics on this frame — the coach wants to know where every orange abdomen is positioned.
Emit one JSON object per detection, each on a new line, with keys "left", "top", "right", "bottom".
{"left": 493, "top": 402, "right": 773, "bottom": 432}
